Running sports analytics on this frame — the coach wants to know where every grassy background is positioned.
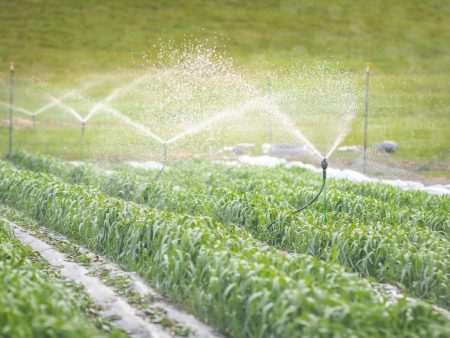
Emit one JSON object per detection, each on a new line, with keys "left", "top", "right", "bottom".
{"left": 0, "top": 0, "right": 449, "bottom": 178}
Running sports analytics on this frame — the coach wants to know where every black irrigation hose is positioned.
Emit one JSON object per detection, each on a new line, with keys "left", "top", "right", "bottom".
{"left": 292, "top": 175, "right": 326, "bottom": 215}
{"left": 266, "top": 158, "right": 328, "bottom": 230}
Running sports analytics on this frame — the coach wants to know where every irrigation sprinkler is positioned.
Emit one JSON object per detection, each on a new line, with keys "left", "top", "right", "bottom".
{"left": 267, "top": 158, "right": 328, "bottom": 229}
{"left": 76, "top": 121, "right": 87, "bottom": 152}
{"left": 7, "top": 62, "right": 14, "bottom": 158}
{"left": 154, "top": 142, "right": 168, "bottom": 181}
{"left": 80, "top": 120, "right": 87, "bottom": 137}
{"left": 69, "top": 120, "right": 87, "bottom": 150}
{"left": 363, "top": 63, "right": 371, "bottom": 174}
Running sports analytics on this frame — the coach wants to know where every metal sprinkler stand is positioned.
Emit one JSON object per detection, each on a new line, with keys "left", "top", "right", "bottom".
{"left": 162, "top": 142, "right": 168, "bottom": 162}
{"left": 71, "top": 120, "right": 87, "bottom": 148}
{"left": 154, "top": 142, "right": 168, "bottom": 181}
{"left": 321, "top": 158, "right": 328, "bottom": 224}
{"left": 80, "top": 120, "right": 87, "bottom": 137}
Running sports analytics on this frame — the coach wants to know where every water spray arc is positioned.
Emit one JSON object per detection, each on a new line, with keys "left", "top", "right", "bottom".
{"left": 0, "top": 79, "right": 104, "bottom": 133}
{"left": 31, "top": 89, "right": 83, "bottom": 126}
{"left": 86, "top": 72, "right": 151, "bottom": 121}
{"left": 0, "top": 56, "right": 354, "bottom": 204}
{"left": 0, "top": 101, "right": 33, "bottom": 117}
{"left": 102, "top": 106, "right": 166, "bottom": 144}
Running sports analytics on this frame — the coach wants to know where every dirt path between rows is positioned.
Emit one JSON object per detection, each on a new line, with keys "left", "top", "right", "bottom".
{"left": 3, "top": 218, "right": 222, "bottom": 338}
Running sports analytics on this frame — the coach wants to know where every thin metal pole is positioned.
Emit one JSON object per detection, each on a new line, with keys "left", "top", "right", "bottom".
{"left": 363, "top": 63, "right": 371, "bottom": 174}
{"left": 267, "top": 75, "right": 272, "bottom": 153}
{"left": 163, "top": 142, "right": 168, "bottom": 162}
{"left": 323, "top": 178, "right": 327, "bottom": 225}
{"left": 8, "top": 62, "right": 14, "bottom": 158}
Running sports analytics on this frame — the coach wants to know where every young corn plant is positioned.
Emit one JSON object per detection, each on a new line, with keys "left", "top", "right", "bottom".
{"left": 1, "top": 163, "right": 450, "bottom": 337}
{"left": 0, "top": 218, "right": 124, "bottom": 338}
{"left": 8, "top": 151, "right": 450, "bottom": 308}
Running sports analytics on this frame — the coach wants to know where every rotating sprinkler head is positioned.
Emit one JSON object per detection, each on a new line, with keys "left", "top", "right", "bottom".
{"left": 321, "top": 158, "right": 328, "bottom": 179}
{"left": 81, "top": 120, "right": 86, "bottom": 129}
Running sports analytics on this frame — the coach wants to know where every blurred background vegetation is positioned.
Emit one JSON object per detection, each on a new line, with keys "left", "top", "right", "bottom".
{"left": 0, "top": 0, "right": 449, "bottom": 179}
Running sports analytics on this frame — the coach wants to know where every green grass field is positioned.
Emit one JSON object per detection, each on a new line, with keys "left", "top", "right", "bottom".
{"left": 0, "top": 0, "right": 449, "bottom": 178}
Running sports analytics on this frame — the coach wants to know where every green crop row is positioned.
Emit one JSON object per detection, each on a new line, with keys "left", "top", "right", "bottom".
{"left": 153, "top": 162, "right": 449, "bottom": 235}
{"left": 11, "top": 150, "right": 449, "bottom": 212}
{"left": 9, "top": 151, "right": 448, "bottom": 236}
{"left": 243, "top": 181, "right": 449, "bottom": 236}
{"left": 9, "top": 151, "right": 450, "bottom": 308}
{"left": 117, "top": 158, "right": 449, "bottom": 211}
{"left": 1, "top": 163, "right": 449, "bottom": 337}
{"left": 13, "top": 151, "right": 448, "bottom": 235}
{"left": 0, "top": 217, "right": 120, "bottom": 338}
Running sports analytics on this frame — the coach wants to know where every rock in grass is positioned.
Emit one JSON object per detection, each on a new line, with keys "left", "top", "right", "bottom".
{"left": 377, "top": 140, "right": 398, "bottom": 153}
{"left": 232, "top": 143, "right": 256, "bottom": 154}
{"left": 265, "top": 143, "right": 313, "bottom": 156}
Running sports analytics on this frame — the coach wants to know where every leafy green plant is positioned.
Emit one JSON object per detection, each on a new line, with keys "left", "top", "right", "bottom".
{"left": 0, "top": 218, "right": 124, "bottom": 338}
{"left": 0, "top": 162, "right": 449, "bottom": 337}
{"left": 9, "top": 151, "right": 450, "bottom": 308}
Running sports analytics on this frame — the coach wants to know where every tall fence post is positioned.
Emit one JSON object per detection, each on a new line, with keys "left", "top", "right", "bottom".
{"left": 267, "top": 75, "right": 272, "bottom": 152}
{"left": 7, "top": 62, "right": 14, "bottom": 158}
{"left": 363, "top": 63, "right": 371, "bottom": 174}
